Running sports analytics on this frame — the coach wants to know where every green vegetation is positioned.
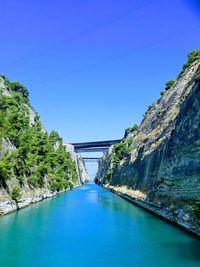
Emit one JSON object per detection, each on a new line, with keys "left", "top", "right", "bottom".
{"left": 0, "top": 76, "right": 78, "bottom": 194}
{"left": 160, "top": 91, "right": 165, "bottom": 96}
{"left": 8, "top": 82, "right": 29, "bottom": 103}
{"left": 11, "top": 186, "right": 22, "bottom": 202}
{"left": 165, "top": 80, "right": 175, "bottom": 90}
{"left": 124, "top": 124, "right": 138, "bottom": 137}
{"left": 0, "top": 153, "right": 14, "bottom": 181}
{"left": 178, "top": 50, "right": 200, "bottom": 77}
{"left": 192, "top": 197, "right": 200, "bottom": 225}
{"left": 164, "top": 50, "right": 200, "bottom": 91}
{"left": 112, "top": 141, "right": 131, "bottom": 164}
{"left": 103, "top": 141, "right": 131, "bottom": 184}
{"left": 156, "top": 110, "right": 162, "bottom": 117}
{"left": 104, "top": 167, "right": 114, "bottom": 183}
{"left": 183, "top": 50, "right": 200, "bottom": 71}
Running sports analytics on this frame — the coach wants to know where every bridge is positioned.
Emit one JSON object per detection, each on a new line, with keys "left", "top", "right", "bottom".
{"left": 81, "top": 157, "right": 103, "bottom": 167}
{"left": 69, "top": 140, "right": 121, "bottom": 179}
{"left": 71, "top": 140, "right": 121, "bottom": 153}
{"left": 82, "top": 157, "right": 102, "bottom": 163}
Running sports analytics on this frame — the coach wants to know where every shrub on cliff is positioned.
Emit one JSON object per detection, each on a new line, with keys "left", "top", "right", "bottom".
{"left": 104, "top": 167, "right": 114, "bottom": 184}
{"left": 165, "top": 80, "right": 175, "bottom": 90}
{"left": 11, "top": 186, "right": 22, "bottom": 202}
{"left": 124, "top": 124, "right": 139, "bottom": 138}
{"left": 160, "top": 91, "right": 165, "bottom": 96}
{"left": 0, "top": 154, "right": 14, "bottom": 181}
{"left": 0, "top": 90, "right": 30, "bottom": 147}
{"left": 8, "top": 81, "right": 29, "bottom": 103}
{"left": 192, "top": 197, "right": 200, "bottom": 225}
{"left": 113, "top": 142, "right": 130, "bottom": 163}
{"left": 183, "top": 50, "right": 200, "bottom": 70}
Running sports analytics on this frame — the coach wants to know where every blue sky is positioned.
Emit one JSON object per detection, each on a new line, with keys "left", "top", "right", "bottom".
{"left": 0, "top": 0, "right": 200, "bottom": 178}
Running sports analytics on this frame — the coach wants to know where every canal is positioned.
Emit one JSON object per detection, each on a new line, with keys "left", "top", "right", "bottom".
{"left": 0, "top": 184, "right": 199, "bottom": 267}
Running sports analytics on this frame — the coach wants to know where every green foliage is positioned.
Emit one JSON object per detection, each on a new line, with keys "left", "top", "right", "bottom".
{"left": 11, "top": 186, "right": 22, "bottom": 202}
{"left": 125, "top": 124, "right": 139, "bottom": 137}
{"left": 165, "top": 80, "right": 175, "bottom": 90}
{"left": 0, "top": 153, "right": 14, "bottom": 181}
{"left": 49, "top": 130, "right": 62, "bottom": 144}
{"left": 156, "top": 110, "right": 162, "bottom": 117}
{"left": 0, "top": 89, "right": 30, "bottom": 147}
{"left": 28, "top": 174, "right": 41, "bottom": 187}
{"left": 127, "top": 137, "right": 133, "bottom": 147}
{"left": 160, "top": 91, "right": 165, "bottom": 96}
{"left": 192, "top": 197, "right": 200, "bottom": 225}
{"left": 0, "top": 76, "right": 78, "bottom": 194}
{"left": 183, "top": 50, "right": 200, "bottom": 71}
{"left": 0, "top": 75, "right": 10, "bottom": 86}
{"left": 8, "top": 82, "right": 29, "bottom": 103}
{"left": 114, "top": 142, "right": 130, "bottom": 160}
{"left": 103, "top": 141, "right": 131, "bottom": 184}
{"left": 104, "top": 167, "right": 114, "bottom": 183}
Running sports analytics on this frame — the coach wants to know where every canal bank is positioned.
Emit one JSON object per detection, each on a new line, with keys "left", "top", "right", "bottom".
{"left": 0, "top": 185, "right": 82, "bottom": 216}
{"left": 101, "top": 184, "right": 200, "bottom": 240}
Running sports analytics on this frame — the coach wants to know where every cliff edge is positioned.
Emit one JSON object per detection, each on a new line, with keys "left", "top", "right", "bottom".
{"left": 96, "top": 51, "right": 200, "bottom": 236}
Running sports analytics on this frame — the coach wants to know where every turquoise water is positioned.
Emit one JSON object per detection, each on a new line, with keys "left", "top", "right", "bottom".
{"left": 0, "top": 184, "right": 199, "bottom": 267}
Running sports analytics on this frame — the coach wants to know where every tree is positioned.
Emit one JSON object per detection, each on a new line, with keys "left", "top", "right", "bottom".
{"left": 183, "top": 50, "right": 200, "bottom": 70}
{"left": 0, "top": 154, "right": 14, "bottom": 181}
{"left": 0, "top": 75, "right": 79, "bottom": 198}
{"left": 8, "top": 82, "right": 29, "bottom": 101}
{"left": 11, "top": 186, "right": 22, "bottom": 209}
{"left": 165, "top": 80, "right": 175, "bottom": 90}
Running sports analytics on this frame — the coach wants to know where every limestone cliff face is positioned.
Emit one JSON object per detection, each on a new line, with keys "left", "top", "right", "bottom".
{"left": 64, "top": 144, "right": 88, "bottom": 184}
{"left": 97, "top": 57, "right": 200, "bottom": 231}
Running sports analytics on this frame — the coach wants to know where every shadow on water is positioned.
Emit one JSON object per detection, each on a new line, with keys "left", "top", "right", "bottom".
{"left": 93, "top": 185, "right": 200, "bottom": 262}
{"left": 170, "top": 239, "right": 200, "bottom": 262}
{"left": 165, "top": 239, "right": 200, "bottom": 266}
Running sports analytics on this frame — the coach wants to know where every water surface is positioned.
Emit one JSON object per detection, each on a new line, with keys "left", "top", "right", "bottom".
{"left": 0, "top": 184, "right": 199, "bottom": 267}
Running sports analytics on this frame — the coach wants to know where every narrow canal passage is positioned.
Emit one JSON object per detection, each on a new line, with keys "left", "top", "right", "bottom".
{"left": 0, "top": 184, "right": 199, "bottom": 267}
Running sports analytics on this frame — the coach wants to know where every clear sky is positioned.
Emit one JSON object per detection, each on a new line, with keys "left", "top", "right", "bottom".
{"left": 0, "top": 0, "right": 200, "bottom": 178}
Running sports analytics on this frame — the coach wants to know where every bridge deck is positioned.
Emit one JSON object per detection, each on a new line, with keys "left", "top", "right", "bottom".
{"left": 71, "top": 140, "right": 121, "bottom": 150}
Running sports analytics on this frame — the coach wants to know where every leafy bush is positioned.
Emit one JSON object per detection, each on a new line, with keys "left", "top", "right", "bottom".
{"left": 156, "top": 110, "right": 162, "bottom": 117}
{"left": 11, "top": 186, "right": 22, "bottom": 202}
{"left": 160, "top": 91, "right": 165, "bottom": 96}
{"left": 114, "top": 142, "right": 130, "bottom": 160}
{"left": 183, "top": 50, "right": 200, "bottom": 70}
{"left": 192, "top": 197, "right": 200, "bottom": 225}
{"left": 8, "top": 82, "right": 29, "bottom": 103}
{"left": 124, "top": 124, "right": 139, "bottom": 137}
{"left": 0, "top": 154, "right": 14, "bottom": 181}
{"left": 165, "top": 80, "right": 175, "bottom": 90}
{"left": 104, "top": 167, "right": 114, "bottom": 183}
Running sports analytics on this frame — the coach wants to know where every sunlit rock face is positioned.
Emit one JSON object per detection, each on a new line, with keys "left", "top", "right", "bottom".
{"left": 64, "top": 144, "right": 89, "bottom": 184}
{"left": 96, "top": 59, "right": 200, "bottom": 231}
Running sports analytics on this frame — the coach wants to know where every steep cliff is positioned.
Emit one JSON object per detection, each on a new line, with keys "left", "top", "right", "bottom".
{"left": 96, "top": 51, "right": 200, "bottom": 235}
{"left": 0, "top": 75, "right": 87, "bottom": 214}
{"left": 64, "top": 143, "right": 89, "bottom": 184}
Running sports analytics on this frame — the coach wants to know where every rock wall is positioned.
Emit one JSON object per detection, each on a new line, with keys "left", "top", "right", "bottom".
{"left": 0, "top": 75, "right": 86, "bottom": 215}
{"left": 64, "top": 144, "right": 88, "bottom": 184}
{"left": 96, "top": 57, "right": 200, "bottom": 234}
